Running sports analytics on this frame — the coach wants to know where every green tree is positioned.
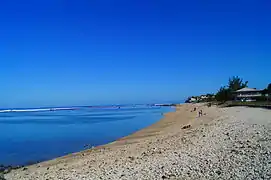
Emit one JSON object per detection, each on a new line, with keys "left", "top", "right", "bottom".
{"left": 262, "top": 88, "right": 268, "bottom": 95}
{"left": 228, "top": 76, "right": 248, "bottom": 91}
{"left": 205, "top": 93, "right": 215, "bottom": 102}
{"left": 215, "top": 76, "right": 248, "bottom": 102}
{"left": 266, "top": 83, "right": 271, "bottom": 102}
{"left": 268, "top": 83, "right": 271, "bottom": 94}
{"left": 215, "top": 86, "right": 231, "bottom": 102}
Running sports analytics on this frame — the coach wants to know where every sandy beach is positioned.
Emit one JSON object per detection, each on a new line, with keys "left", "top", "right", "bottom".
{"left": 4, "top": 103, "right": 271, "bottom": 180}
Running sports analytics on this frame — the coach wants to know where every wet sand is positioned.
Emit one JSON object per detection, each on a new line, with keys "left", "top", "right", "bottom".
{"left": 5, "top": 103, "right": 271, "bottom": 179}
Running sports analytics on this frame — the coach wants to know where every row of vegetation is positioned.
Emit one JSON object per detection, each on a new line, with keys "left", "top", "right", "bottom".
{"left": 215, "top": 76, "right": 248, "bottom": 102}
{"left": 186, "top": 76, "right": 271, "bottom": 103}
{"left": 215, "top": 76, "right": 271, "bottom": 102}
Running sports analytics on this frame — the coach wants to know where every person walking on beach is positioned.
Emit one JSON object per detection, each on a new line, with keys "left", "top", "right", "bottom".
{"left": 198, "top": 110, "right": 203, "bottom": 117}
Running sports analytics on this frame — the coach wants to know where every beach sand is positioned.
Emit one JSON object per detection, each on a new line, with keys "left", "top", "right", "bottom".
{"left": 5, "top": 103, "right": 271, "bottom": 179}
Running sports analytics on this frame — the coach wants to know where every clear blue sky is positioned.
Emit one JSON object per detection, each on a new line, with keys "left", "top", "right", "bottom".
{"left": 0, "top": 0, "right": 270, "bottom": 108}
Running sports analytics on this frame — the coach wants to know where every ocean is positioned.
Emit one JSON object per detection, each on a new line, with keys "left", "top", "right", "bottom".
{"left": 0, "top": 105, "right": 174, "bottom": 166}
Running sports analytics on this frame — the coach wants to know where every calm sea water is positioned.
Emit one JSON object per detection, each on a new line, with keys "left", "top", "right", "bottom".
{"left": 0, "top": 105, "right": 174, "bottom": 166}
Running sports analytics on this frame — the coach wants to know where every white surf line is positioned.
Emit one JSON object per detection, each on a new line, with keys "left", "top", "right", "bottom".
{"left": 0, "top": 107, "right": 77, "bottom": 113}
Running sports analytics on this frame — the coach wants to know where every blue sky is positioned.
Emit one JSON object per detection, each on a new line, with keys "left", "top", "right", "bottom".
{"left": 0, "top": 0, "right": 270, "bottom": 107}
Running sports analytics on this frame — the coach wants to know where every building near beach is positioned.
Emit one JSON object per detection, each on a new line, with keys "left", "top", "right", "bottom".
{"left": 200, "top": 95, "right": 207, "bottom": 99}
{"left": 188, "top": 97, "right": 198, "bottom": 103}
{"left": 234, "top": 87, "right": 263, "bottom": 101}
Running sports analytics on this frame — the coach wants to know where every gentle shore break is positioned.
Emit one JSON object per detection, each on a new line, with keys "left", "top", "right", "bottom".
{"left": 5, "top": 104, "right": 271, "bottom": 180}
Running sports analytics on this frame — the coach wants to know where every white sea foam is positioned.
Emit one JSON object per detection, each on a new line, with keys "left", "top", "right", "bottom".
{"left": 0, "top": 108, "right": 75, "bottom": 113}
{"left": 0, "top": 109, "right": 13, "bottom": 113}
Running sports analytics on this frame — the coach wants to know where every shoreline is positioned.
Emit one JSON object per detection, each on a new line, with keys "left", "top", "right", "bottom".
{"left": 33, "top": 105, "right": 181, "bottom": 165}
{"left": 4, "top": 103, "right": 208, "bottom": 175}
{"left": 1, "top": 105, "right": 176, "bottom": 169}
{"left": 43, "top": 104, "right": 195, "bottom": 161}
{"left": 5, "top": 103, "right": 271, "bottom": 179}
